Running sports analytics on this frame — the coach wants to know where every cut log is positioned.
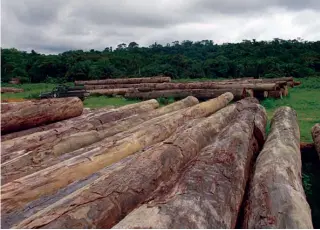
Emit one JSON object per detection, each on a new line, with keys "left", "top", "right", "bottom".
{"left": 1, "top": 93, "right": 234, "bottom": 215}
{"left": 1, "top": 87, "right": 24, "bottom": 93}
{"left": 12, "top": 96, "right": 256, "bottom": 229}
{"left": 1, "top": 101, "right": 35, "bottom": 114}
{"left": 125, "top": 89, "right": 246, "bottom": 100}
{"left": 75, "top": 76, "right": 171, "bottom": 85}
{"left": 312, "top": 123, "right": 320, "bottom": 158}
{"left": 1, "top": 106, "right": 115, "bottom": 142}
{"left": 1, "top": 98, "right": 83, "bottom": 134}
{"left": 1, "top": 100, "right": 159, "bottom": 161}
{"left": 1, "top": 97, "right": 198, "bottom": 183}
{"left": 114, "top": 102, "right": 267, "bottom": 229}
{"left": 88, "top": 88, "right": 136, "bottom": 96}
{"left": 294, "top": 81, "right": 301, "bottom": 86}
{"left": 268, "top": 90, "right": 283, "bottom": 99}
{"left": 243, "top": 106, "right": 313, "bottom": 229}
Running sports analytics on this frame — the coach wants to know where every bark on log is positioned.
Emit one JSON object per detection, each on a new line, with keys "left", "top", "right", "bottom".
{"left": 12, "top": 96, "right": 254, "bottom": 229}
{"left": 1, "top": 87, "right": 24, "bottom": 93}
{"left": 1, "top": 98, "right": 83, "bottom": 134}
{"left": 1, "top": 97, "right": 198, "bottom": 183}
{"left": 243, "top": 106, "right": 313, "bottom": 229}
{"left": 1, "top": 100, "right": 159, "bottom": 162}
{"left": 1, "top": 101, "right": 35, "bottom": 114}
{"left": 125, "top": 89, "right": 246, "bottom": 100}
{"left": 75, "top": 76, "right": 171, "bottom": 85}
{"left": 1, "top": 93, "right": 233, "bottom": 215}
{"left": 114, "top": 102, "right": 267, "bottom": 229}
{"left": 268, "top": 90, "right": 283, "bottom": 99}
{"left": 1, "top": 107, "right": 114, "bottom": 142}
{"left": 312, "top": 123, "right": 320, "bottom": 158}
{"left": 88, "top": 88, "right": 136, "bottom": 96}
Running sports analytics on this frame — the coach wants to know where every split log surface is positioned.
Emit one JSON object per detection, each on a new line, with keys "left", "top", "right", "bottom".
{"left": 1, "top": 93, "right": 234, "bottom": 214}
{"left": 114, "top": 101, "right": 267, "bottom": 229}
{"left": 125, "top": 89, "right": 247, "bottom": 100}
{"left": 1, "top": 97, "right": 83, "bottom": 134}
{"left": 75, "top": 76, "right": 171, "bottom": 85}
{"left": 12, "top": 96, "right": 254, "bottom": 229}
{"left": 1, "top": 97, "right": 198, "bottom": 183}
{"left": 1, "top": 100, "right": 159, "bottom": 161}
{"left": 243, "top": 106, "right": 313, "bottom": 229}
{"left": 312, "top": 123, "right": 320, "bottom": 157}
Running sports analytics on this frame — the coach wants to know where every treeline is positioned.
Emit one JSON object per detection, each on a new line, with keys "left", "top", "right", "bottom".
{"left": 1, "top": 38, "right": 320, "bottom": 83}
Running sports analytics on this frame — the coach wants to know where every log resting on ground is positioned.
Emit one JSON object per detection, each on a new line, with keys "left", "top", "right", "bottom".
{"left": 243, "top": 106, "right": 313, "bottom": 229}
{"left": 1, "top": 97, "right": 83, "bottom": 134}
{"left": 1, "top": 97, "right": 198, "bottom": 184}
{"left": 1, "top": 87, "right": 24, "bottom": 93}
{"left": 1, "top": 100, "right": 159, "bottom": 163}
{"left": 114, "top": 101, "right": 267, "bottom": 229}
{"left": 312, "top": 123, "right": 320, "bottom": 158}
{"left": 1, "top": 93, "right": 233, "bottom": 214}
{"left": 12, "top": 97, "right": 261, "bottom": 229}
{"left": 88, "top": 88, "right": 136, "bottom": 96}
{"left": 125, "top": 89, "right": 248, "bottom": 100}
{"left": 75, "top": 76, "right": 171, "bottom": 85}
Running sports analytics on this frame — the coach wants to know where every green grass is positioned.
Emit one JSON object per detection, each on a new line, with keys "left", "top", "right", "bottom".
{"left": 83, "top": 96, "right": 141, "bottom": 108}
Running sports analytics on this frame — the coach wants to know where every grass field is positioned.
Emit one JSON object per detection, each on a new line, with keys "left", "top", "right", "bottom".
{"left": 2, "top": 77, "right": 319, "bottom": 142}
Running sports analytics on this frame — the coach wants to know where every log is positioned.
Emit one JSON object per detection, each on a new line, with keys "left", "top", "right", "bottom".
{"left": 88, "top": 88, "right": 136, "bottom": 96}
{"left": 1, "top": 93, "right": 234, "bottom": 214}
{"left": 243, "top": 106, "right": 313, "bottom": 229}
{"left": 114, "top": 101, "right": 267, "bottom": 229}
{"left": 1, "top": 97, "right": 198, "bottom": 183}
{"left": 282, "top": 86, "right": 289, "bottom": 96}
{"left": 125, "top": 89, "right": 246, "bottom": 100}
{"left": 312, "top": 123, "right": 320, "bottom": 158}
{"left": 294, "top": 81, "right": 301, "bottom": 86}
{"left": 1, "top": 107, "right": 115, "bottom": 142}
{"left": 1, "top": 101, "right": 35, "bottom": 114}
{"left": 1, "top": 98, "right": 83, "bottom": 134}
{"left": 12, "top": 96, "right": 252, "bottom": 229}
{"left": 1, "top": 100, "right": 159, "bottom": 161}
{"left": 268, "top": 90, "right": 283, "bottom": 99}
{"left": 1, "top": 87, "right": 24, "bottom": 93}
{"left": 75, "top": 76, "right": 171, "bottom": 85}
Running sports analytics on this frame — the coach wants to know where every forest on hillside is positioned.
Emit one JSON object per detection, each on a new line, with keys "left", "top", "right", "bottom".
{"left": 1, "top": 38, "right": 320, "bottom": 83}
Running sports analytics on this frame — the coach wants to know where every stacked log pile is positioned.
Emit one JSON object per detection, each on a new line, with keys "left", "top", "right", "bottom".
{"left": 1, "top": 87, "right": 24, "bottom": 93}
{"left": 75, "top": 76, "right": 299, "bottom": 100}
{"left": 0, "top": 94, "right": 313, "bottom": 229}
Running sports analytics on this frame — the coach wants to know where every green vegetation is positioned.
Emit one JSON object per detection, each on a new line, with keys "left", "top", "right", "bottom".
{"left": 2, "top": 39, "right": 320, "bottom": 84}
{"left": 83, "top": 96, "right": 140, "bottom": 109}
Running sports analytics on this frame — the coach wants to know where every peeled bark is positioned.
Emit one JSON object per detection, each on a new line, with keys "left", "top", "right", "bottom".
{"left": 12, "top": 96, "right": 253, "bottom": 229}
{"left": 1, "top": 93, "right": 234, "bottom": 215}
{"left": 1, "top": 100, "right": 159, "bottom": 161}
{"left": 1, "top": 98, "right": 83, "bottom": 134}
{"left": 312, "top": 123, "right": 320, "bottom": 157}
{"left": 88, "top": 88, "right": 136, "bottom": 96}
{"left": 125, "top": 89, "right": 246, "bottom": 100}
{"left": 1, "top": 106, "right": 114, "bottom": 142}
{"left": 243, "top": 106, "right": 313, "bottom": 229}
{"left": 1, "top": 97, "right": 198, "bottom": 183}
{"left": 75, "top": 76, "right": 171, "bottom": 85}
{"left": 268, "top": 90, "right": 283, "bottom": 99}
{"left": 114, "top": 102, "right": 267, "bottom": 229}
{"left": 1, "top": 87, "right": 24, "bottom": 93}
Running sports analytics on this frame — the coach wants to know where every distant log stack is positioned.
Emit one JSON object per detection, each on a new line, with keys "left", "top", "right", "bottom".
{"left": 1, "top": 87, "right": 24, "bottom": 93}
{"left": 76, "top": 76, "right": 299, "bottom": 101}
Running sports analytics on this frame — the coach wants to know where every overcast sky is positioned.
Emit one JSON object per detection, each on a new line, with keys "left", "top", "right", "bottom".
{"left": 1, "top": 0, "right": 320, "bottom": 54}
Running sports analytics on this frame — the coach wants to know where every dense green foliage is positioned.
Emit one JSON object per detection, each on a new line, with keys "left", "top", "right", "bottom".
{"left": 2, "top": 39, "right": 320, "bottom": 83}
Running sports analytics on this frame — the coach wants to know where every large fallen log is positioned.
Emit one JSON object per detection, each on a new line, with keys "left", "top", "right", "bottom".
{"left": 11, "top": 96, "right": 256, "bottom": 229}
{"left": 243, "top": 106, "right": 313, "bottom": 229}
{"left": 125, "top": 89, "right": 249, "bottom": 100}
{"left": 1, "top": 97, "right": 83, "bottom": 134}
{"left": 75, "top": 76, "right": 171, "bottom": 85}
{"left": 88, "top": 88, "right": 136, "bottom": 96}
{"left": 114, "top": 101, "right": 267, "bottom": 229}
{"left": 1, "top": 93, "right": 234, "bottom": 214}
{"left": 1, "top": 101, "right": 35, "bottom": 114}
{"left": 1, "top": 106, "right": 115, "bottom": 142}
{"left": 1, "top": 100, "right": 159, "bottom": 161}
{"left": 1, "top": 87, "right": 24, "bottom": 93}
{"left": 1, "top": 97, "right": 198, "bottom": 183}
{"left": 312, "top": 123, "right": 320, "bottom": 158}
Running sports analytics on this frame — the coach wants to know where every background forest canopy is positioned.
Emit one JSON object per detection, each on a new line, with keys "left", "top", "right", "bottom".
{"left": 1, "top": 38, "right": 320, "bottom": 83}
